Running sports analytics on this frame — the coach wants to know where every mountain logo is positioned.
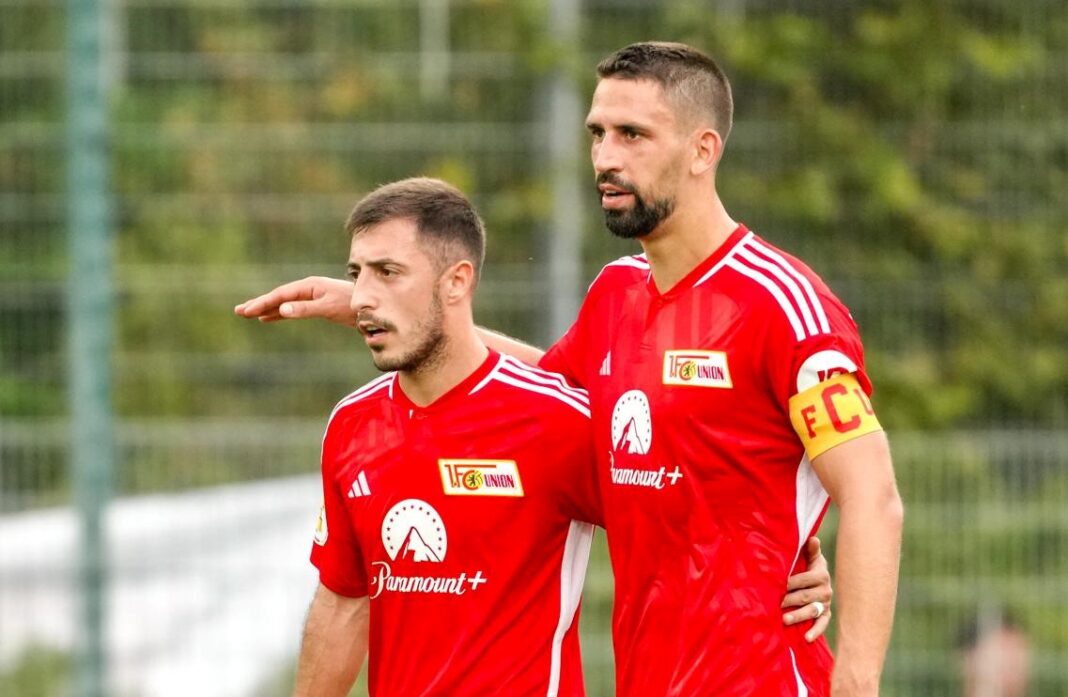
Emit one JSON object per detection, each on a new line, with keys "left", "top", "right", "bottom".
{"left": 611, "top": 390, "right": 652, "bottom": 455}
{"left": 381, "top": 499, "right": 447, "bottom": 563}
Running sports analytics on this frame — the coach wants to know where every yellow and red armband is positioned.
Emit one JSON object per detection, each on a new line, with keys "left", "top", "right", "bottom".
{"left": 788, "top": 373, "right": 883, "bottom": 460}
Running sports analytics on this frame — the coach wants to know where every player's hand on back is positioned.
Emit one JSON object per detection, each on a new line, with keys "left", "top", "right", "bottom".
{"left": 234, "top": 276, "right": 355, "bottom": 327}
{"left": 781, "top": 536, "right": 833, "bottom": 642}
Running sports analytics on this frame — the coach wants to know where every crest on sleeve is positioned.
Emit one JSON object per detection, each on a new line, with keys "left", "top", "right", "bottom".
{"left": 796, "top": 350, "right": 858, "bottom": 392}
{"left": 313, "top": 501, "right": 328, "bottom": 546}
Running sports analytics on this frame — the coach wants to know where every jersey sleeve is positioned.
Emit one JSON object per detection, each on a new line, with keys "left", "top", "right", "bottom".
{"left": 552, "top": 411, "right": 603, "bottom": 527}
{"left": 766, "top": 280, "right": 883, "bottom": 459}
{"left": 539, "top": 319, "right": 586, "bottom": 388}
{"left": 540, "top": 259, "right": 643, "bottom": 388}
{"left": 763, "top": 276, "right": 872, "bottom": 402}
{"left": 309, "top": 412, "right": 369, "bottom": 598}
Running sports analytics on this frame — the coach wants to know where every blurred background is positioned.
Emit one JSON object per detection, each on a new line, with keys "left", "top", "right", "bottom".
{"left": 1, "top": 0, "right": 1066, "bottom": 695}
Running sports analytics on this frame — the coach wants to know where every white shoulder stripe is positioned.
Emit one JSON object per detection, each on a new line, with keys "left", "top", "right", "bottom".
{"left": 468, "top": 355, "right": 503, "bottom": 396}
{"left": 746, "top": 238, "right": 831, "bottom": 333}
{"left": 496, "top": 362, "right": 591, "bottom": 410}
{"left": 471, "top": 356, "right": 590, "bottom": 415}
{"left": 320, "top": 373, "right": 395, "bottom": 458}
{"left": 736, "top": 246, "right": 820, "bottom": 337}
{"left": 328, "top": 373, "right": 395, "bottom": 422}
{"left": 694, "top": 231, "right": 753, "bottom": 287}
{"left": 588, "top": 255, "right": 650, "bottom": 291}
{"left": 491, "top": 372, "right": 591, "bottom": 417}
{"left": 498, "top": 356, "right": 589, "bottom": 405}
{"left": 608, "top": 256, "right": 650, "bottom": 269}
{"left": 727, "top": 257, "right": 806, "bottom": 341}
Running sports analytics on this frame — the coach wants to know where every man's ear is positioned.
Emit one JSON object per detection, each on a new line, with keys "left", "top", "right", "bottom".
{"left": 691, "top": 127, "right": 723, "bottom": 176}
{"left": 440, "top": 259, "right": 476, "bottom": 304}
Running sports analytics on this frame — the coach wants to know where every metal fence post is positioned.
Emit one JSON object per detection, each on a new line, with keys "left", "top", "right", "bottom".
{"left": 545, "top": 0, "right": 584, "bottom": 344}
{"left": 66, "top": 0, "right": 115, "bottom": 693}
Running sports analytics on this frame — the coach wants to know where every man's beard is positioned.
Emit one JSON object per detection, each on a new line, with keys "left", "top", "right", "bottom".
{"left": 367, "top": 294, "right": 447, "bottom": 374}
{"left": 598, "top": 174, "right": 676, "bottom": 239}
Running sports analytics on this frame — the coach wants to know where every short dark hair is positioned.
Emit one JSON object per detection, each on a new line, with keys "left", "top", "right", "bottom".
{"left": 345, "top": 177, "right": 486, "bottom": 280}
{"left": 596, "top": 41, "right": 733, "bottom": 141}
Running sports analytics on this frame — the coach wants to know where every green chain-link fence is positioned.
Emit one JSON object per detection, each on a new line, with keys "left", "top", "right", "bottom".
{"left": 2, "top": 0, "right": 1066, "bottom": 694}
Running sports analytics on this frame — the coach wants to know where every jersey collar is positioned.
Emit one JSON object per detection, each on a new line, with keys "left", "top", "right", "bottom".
{"left": 391, "top": 349, "right": 500, "bottom": 413}
{"left": 646, "top": 223, "right": 749, "bottom": 301}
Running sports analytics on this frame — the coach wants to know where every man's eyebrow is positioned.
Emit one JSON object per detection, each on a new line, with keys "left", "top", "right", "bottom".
{"left": 585, "top": 119, "right": 650, "bottom": 134}
{"left": 347, "top": 258, "right": 404, "bottom": 272}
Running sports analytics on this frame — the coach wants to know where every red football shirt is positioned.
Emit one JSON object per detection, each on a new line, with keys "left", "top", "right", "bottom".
{"left": 541, "top": 225, "right": 871, "bottom": 696}
{"left": 311, "top": 351, "right": 602, "bottom": 696}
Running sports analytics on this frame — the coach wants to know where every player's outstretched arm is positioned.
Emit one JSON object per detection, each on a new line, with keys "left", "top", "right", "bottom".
{"left": 812, "top": 431, "right": 903, "bottom": 697}
{"left": 476, "top": 326, "right": 546, "bottom": 365}
{"left": 234, "top": 276, "right": 355, "bottom": 327}
{"left": 781, "top": 536, "right": 833, "bottom": 642}
{"left": 293, "top": 583, "right": 370, "bottom": 697}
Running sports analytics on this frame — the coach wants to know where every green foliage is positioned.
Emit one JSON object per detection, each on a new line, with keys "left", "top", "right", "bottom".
{"left": 2, "top": 1, "right": 1067, "bottom": 693}
{"left": 4, "top": 0, "right": 1060, "bottom": 430}
{"left": 0, "top": 648, "right": 71, "bottom": 697}
{"left": 687, "top": 2, "right": 1068, "bottom": 429}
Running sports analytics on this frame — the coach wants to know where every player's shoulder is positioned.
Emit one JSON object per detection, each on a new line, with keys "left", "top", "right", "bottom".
{"left": 477, "top": 353, "right": 591, "bottom": 421}
{"left": 326, "top": 372, "right": 397, "bottom": 427}
{"left": 745, "top": 233, "right": 834, "bottom": 289}
{"left": 723, "top": 230, "right": 853, "bottom": 343}
{"left": 587, "top": 253, "right": 650, "bottom": 295}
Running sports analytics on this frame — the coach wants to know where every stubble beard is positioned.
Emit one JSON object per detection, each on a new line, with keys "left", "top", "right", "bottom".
{"left": 369, "top": 293, "right": 448, "bottom": 375}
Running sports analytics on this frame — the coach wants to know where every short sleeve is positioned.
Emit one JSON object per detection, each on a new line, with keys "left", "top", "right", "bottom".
{"left": 552, "top": 412, "right": 603, "bottom": 527}
{"left": 540, "top": 317, "right": 587, "bottom": 389}
{"left": 764, "top": 281, "right": 882, "bottom": 459}
{"left": 309, "top": 415, "right": 369, "bottom": 598}
{"left": 769, "top": 283, "right": 873, "bottom": 407}
{"left": 540, "top": 257, "right": 647, "bottom": 390}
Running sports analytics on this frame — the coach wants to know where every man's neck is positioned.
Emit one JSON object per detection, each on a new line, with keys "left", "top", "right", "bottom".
{"left": 640, "top": 197, "right": 736, "bottom": 293}
{"left": 397, "top": 326, "right": 489, "bottom": 407}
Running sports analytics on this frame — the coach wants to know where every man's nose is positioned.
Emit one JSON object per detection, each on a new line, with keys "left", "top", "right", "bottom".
{"left": 593, "top": 135, "right": 622, "bottom": 175}
{"left": 350, "top": 276, "right": 376, "bottom": 315}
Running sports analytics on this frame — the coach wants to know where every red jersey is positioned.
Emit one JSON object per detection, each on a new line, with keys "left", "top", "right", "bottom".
{"left": 541, "top": 225, "right": 871, "bottom": 696}
{"left": 311, "top": 351, "right": 602, "bottom": 697}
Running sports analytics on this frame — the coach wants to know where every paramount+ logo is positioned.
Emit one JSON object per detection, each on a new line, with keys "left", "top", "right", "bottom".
{"left": 369, "top": 498, "right": 487, "bottom": 600}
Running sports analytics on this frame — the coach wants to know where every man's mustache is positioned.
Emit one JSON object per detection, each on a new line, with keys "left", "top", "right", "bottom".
{"left": 356, "top": 312, "right": 397, "bottom": 332}
{"left": 596, "top": 172, "right": 637, "bottom": 195}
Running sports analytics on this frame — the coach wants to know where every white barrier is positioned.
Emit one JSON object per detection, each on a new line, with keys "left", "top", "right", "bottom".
{"left": 0, "top": 475, "right": 321, "bottom": 696}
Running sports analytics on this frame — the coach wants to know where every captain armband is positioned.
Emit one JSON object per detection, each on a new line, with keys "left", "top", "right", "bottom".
{"left": 788, "top": 373, "right": 883, "bottom": 460}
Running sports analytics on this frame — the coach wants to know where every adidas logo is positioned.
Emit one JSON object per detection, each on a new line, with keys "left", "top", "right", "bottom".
{"left": 599, "top": 351, "right": 611, "bottom": 376}
{"left": 347, "top": 471, "right": 371, "bottom": 498}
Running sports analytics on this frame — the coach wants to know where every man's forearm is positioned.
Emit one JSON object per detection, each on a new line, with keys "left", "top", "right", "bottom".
{"left": 476, "top": 326, "right": 545, "bottom": 365}
{"left": 831, "top": 492, "right": 904, "bottom": 695}
{"left": 293, "top": 585, "right": 370, "bottom": 697}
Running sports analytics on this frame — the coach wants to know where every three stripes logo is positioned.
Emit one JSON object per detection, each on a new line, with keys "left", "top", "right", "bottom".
{"left": 348, "top": 471, "right": 372, "bottom": 498}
